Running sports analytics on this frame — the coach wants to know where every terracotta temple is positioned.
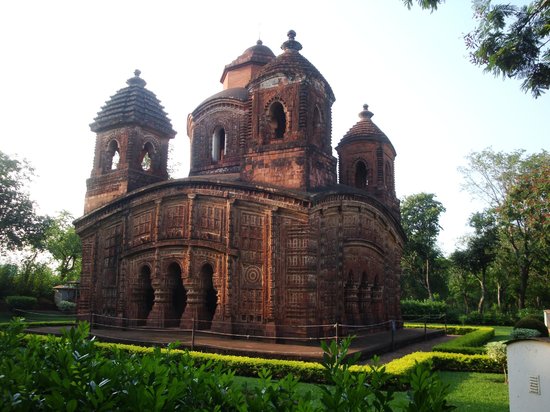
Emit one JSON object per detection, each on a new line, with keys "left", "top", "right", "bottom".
{"left": 74, "top": 31, "right": 405, "bottom": 338}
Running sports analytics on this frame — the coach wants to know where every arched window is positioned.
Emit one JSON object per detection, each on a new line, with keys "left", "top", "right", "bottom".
{"left": 269, "top": 102, "right": 286, "bottom": 139}
{"left": 212, "top": 127, "right": 226, "bottom": 162}
{"left": 140, "top": 142, "right": 155, "bottom": 171}
{"left": 354, "top": 161, "right": 368, "bottom": 189}
{"left": 106, "top": 140, "right": 120, "bottom": 171}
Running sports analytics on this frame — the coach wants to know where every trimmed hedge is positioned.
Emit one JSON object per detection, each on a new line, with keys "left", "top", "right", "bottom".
{"left": 404, "top": 323, "right": 480, "bottom": 335}
{"left": 432, "top": 327, "right": 494, "bottom": 355}
{"left": 13, "top": 322, "right": 503, "bottom": 384}
{"left": 5, "top": 296, "right": 37, "bottom": 311}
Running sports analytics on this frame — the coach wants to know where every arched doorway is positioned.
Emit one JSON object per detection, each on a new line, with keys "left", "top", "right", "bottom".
{"left": 200, "top": 263, "right": 217, "bottom": 329}
{"left": 136, "top": 265, "right": 154, "bottom": 325}
{"left": 168, "top": 262, "right": 186, "bottom": 326}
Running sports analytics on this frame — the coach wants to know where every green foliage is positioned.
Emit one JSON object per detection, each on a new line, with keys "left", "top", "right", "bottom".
{"left": 466, "top": 0, "right": 550, "bottom": 97}
{"left": 0, "top": 322, "right": 460, "bottom": 411}
{"left": 514, "top": 317, "right": 549, "bottom": 337}
{"left": 402, "top": 361, "right": 456, "bottom": 412}
{"left": 401, "top": 299, "right": 447, "bottom": 321}
{"left": 319, "top": 337, "right": 395, "bottom": 411}
{"left": 509, "top": 328, "right": 541, "bottom": 340}
{"left": 485, "top": 341, "right": 507, "bottom": 382}
{"left": 433, "top": 327, "right": 494, "bottom": 354}
{"left": 517, "top": 307, "right": 544, "bottom": 322}
{"left": 58, "top": 300, "right": 76, "bottom": 312}
{"left": 385, "top": 352, "right": 501, "bottom": 374}
{"left": 400, "top": 193, "right": 447, "bottom": 300}
{"left": 0, "top": 259, "right": 59, "bottom": 301}
{"left": 44, "top": 211, "right": 82, "bottom": 281}
{"left": 5, "top": 295, "right": 37, "bottom": 311}
{"left": 0, "top": 151, "right": 51, "bottom": 253}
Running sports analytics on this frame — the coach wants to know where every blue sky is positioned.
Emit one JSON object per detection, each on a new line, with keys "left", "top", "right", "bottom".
{"left": 1, "top": 0, "right": 547, "bottom": 254}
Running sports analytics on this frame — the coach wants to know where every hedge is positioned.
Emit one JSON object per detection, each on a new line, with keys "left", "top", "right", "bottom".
{"left": 5, "top": 296, "right": 37, "bottom": 311}
{"left": 404, "top": 322, "right": 480, "bottom": 335}
{"left": 432, "top": 327, "right": 494, "bottom": 355}
{"left": 11, "top": 323, "right": 503, "bottom": 384}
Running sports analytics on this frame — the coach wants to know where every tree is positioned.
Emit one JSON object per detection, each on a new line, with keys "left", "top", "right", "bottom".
{"left": 460, "top": 148, "right": 550, "bottom": 308}
{"left": 403, "top": 0, "right": 550, "bottom": 97}
{"left": 45, "top": 211, "right": 82, "bottom": 281}
{"left": 400, "top": 193, "right": 447, "bottom": 300}
{"left": 498, "top": 154, "right": 550, "bottom": 308}
{"left": 451, "top": 211, "right": 499, "bottom": 314}
{"left": 0, "top": 151, "right": 50, "bottom": 254}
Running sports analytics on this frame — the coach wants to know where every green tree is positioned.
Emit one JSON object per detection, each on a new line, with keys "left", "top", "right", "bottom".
{"left": 460, "top": 148, "right": 550, "bottom": 309}
{"left": 498, "top": 154, "right": 550, "bottom": 308}
{"left": 451, "top": 211, "right": 499, "bottom": 315}
{"left": 45, "top": 211, "right": 82, "bottom": 281}
{"left": 404, "top": 0, "right": 550, "bottom": 97}
{"left": 0, "top": 151, "right": 50, "bottom": 254}
{"left": 401, "top": 193, "right": 447, "bottom": 300}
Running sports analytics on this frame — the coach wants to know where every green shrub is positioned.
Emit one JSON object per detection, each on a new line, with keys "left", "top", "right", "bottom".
{"left": 57, "top": 300, "right": 76, "bottom": 312}
{"left": 5, "top": 295, "right": 37, "bottom": 311}
{"left": 432, "top": 327, "right": 494, "bottom": 355}
{"left": 0, "top": 320, "right": 458, "bottom": 410}
{"left": 485, "top": 342, "right": 507, "bottom": 382}
{"left": 517, "top": 308, "right": 544, "bottom": 322}
{"left": 401, "top": 299, "right": 447, "bottom": 322}
{"left": 514, "top": 317, "right": 549, "bottom": 337}
{"left": 509, "top": 327, "right": 541, "bottom": 340}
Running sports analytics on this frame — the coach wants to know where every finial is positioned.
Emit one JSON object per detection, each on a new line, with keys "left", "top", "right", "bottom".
{"left": 281, "top": 29, "right": 302, "bottom": 52}
{"left": 359, "top": 104, "right": 374, "bottom": 119}
{"left": 257, "top": 39, "right": 263, "bottom": 45}
{"left": 127, "top": 69, "right": 146, "bottom": 87}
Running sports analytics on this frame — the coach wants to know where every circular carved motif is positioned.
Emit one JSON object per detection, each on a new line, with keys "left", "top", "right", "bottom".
{"left": 243, "top": 265, "right": 262, "bottom": 286}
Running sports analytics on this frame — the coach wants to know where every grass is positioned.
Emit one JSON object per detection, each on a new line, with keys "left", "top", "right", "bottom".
{"left": 234, "top": 371, "right": 509, "bottom": 411}
{"left": 0, "top": 310, "right": 76, "bottom": 323}
{"left": 441, "top": 371, "right": 508, "bottom": 412}
{"left": 488, "top": 326, "right": 513, "bottom": 342}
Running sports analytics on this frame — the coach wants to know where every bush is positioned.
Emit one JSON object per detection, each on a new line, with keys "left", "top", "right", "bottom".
{"left": 401, "top": 299, "right": 447, "bottom": 322}
{"left": 517, "top": 308, "right": 544, "bottom": 322}
{"left": 486, "top": 342, "right": 507, "bottom": 382}
{"left": 432, "top": 327, "right": 494, "bottom": 355}
{"left": 514, "top": 317, "right": 549, "bottom": 337}
{"left": 0, "top": 320, "right": 458, "bottom": 410}
{"left": 5, "top": 295, "right": 37, "bottom": 311}
{"left": 57, "top": 300, "right": 76, "bottom": 312}
{"left": 509, "top": 327, "right": 542, "bottom": 340}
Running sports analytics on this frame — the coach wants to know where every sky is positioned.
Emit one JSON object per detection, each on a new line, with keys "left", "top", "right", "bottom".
{"left": 1, "top": 0, "right": 548, "bottom": 255}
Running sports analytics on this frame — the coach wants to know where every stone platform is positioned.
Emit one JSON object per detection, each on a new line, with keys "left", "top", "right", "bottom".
{"left": 27, "top": 325, "right": 444, "bottom": 362}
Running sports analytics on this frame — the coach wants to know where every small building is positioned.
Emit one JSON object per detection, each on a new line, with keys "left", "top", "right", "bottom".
{"left": 74, "top": 31, "right": 405, "bottom": 339}
{"left": 507, "top": 338, "right": 550, "bottom": 412}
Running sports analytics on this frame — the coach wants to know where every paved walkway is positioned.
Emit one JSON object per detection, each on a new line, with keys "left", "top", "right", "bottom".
{"left": 28, "top": 324, "right": 447, "bottom": 362}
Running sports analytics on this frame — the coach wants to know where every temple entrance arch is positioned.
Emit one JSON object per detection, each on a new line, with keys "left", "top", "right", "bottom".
{"left": 135, "top": 264, "right": 154, "bottom": 325}
{"left": 168, "top": 262, "right": 186, "bottom": 325}
{"left": 200, "top": 263, "right": 217, "bottom": 329}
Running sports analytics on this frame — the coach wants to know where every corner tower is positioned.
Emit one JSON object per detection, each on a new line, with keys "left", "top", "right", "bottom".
{"left": 243, "top": 30, "right": 337, "bottom": 190}
{"left": 84, "top": 70, "right": 176, "bottom": 214}
{"left": 336, "top": 104, "right": 399, "bottom": 218}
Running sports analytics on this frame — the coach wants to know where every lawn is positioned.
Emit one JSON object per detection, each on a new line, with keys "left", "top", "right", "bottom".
{"left": 234, "top": 371, "right": 509, "bottom": 411}
{"left": 0, "top": 310, "right": 76, "bottom": 323}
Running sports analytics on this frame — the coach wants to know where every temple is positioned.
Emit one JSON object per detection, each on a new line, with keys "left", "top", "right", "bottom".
{"left": 75, "top": 31, "right": 405, "bottom": 338}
